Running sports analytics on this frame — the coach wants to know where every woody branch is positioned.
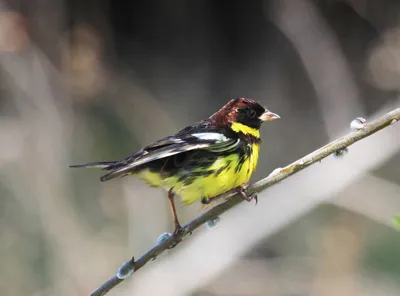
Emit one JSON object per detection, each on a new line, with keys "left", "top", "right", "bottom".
{"left": 90, "top": 108, "right": 400, "bottom": 296}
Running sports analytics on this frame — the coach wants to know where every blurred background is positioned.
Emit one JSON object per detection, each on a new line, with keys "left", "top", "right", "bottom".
{"left": 1, "top": 0, "right": 400, "bottom": 295}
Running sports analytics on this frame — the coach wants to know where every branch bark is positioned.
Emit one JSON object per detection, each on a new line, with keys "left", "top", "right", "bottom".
{"left": 90, "top": 108, "right": 400, "bottom": 296}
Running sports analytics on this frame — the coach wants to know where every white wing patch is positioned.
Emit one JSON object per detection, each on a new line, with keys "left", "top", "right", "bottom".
{"left": 131, "top": 143, "right": 211, "bottom": 167}
{"left": 192, "top": 132, "right": 228, "bottom": 143}
{"left": 192, "top": 132, "right": 239, "bottom": 152}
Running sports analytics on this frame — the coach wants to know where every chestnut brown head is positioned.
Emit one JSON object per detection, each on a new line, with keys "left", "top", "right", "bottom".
{"left": 210, "top": 98, "right": 280, "bottom": 129}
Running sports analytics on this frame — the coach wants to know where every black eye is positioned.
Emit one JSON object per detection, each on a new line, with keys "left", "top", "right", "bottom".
{"left": 247, "top": 109, "right": 256, "bottom": 118}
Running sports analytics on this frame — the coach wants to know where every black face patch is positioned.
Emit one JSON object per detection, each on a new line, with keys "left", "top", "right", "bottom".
{"left": 235, "top": 104, "right": 266, "bottom": 129}
{"left": 209, "top": 97, "right": 266, "bottom": 129}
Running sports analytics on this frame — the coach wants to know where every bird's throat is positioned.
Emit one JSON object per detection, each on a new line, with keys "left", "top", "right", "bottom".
{"left": 230, "top": 122, "right": 260, "bottom": 138}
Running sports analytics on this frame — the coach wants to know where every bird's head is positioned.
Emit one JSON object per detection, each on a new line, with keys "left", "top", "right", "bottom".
{"left": 210, "top": 98, "right": 280, "bottom": 132}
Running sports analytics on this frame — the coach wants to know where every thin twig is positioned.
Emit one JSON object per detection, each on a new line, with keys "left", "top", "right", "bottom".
{"left": 90, "top": 108, "right": 400, "bottom": 296}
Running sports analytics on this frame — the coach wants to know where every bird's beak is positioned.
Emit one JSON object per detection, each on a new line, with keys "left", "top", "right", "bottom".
{"left": 259, "top": 110, "right": 281, "bottom": 121}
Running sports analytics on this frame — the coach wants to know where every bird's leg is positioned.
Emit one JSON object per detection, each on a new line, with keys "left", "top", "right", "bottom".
{"left": 168, "top": 189, "right": 183, "bottom": 235}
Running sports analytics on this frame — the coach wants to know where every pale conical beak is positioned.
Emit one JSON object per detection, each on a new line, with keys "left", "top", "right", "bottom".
{"left": 259, "top": 110, "right": 281, "bottom": 121}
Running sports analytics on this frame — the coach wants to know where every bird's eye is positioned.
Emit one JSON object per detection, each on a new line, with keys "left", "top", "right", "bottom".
{"left": 247, "top": 109, "right": 256, "bottom": 118}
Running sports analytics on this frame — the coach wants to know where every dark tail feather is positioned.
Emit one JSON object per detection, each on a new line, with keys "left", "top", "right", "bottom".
{"left": 69, "top": 161, "right": 116, "bottom": 169}
{"left": 100, "top": 169, "right": 129, "bottom": 182}
{"left": 71, "top": 160, "right": 135, "bottom": 182}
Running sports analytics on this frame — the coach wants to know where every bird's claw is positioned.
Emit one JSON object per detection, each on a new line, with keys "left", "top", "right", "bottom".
{"left": 239, "top": 188, "right": 258, "bottom": 205}
{"left": 173, "top": 223, "right": 183, "bottom": 236}
{"left": 249, "top": 192, "right": 258, "bottom": 205}
{"left": 202, "top": 186, "right": 258, "bottom": 205}
{"left": 167, "top": 225, "right": 184, "bottom": 249}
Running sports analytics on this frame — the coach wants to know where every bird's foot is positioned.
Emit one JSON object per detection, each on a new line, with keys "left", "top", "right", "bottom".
{"left": 202, "top": 186, "right": 258, "bottom": 205}
{"left": 239, "top": 186, "right": 258, "bottom": 205}
{"left": 173, "top": 223, "right": 184, "bottom": 236}
{"left": 167, "top": 223, "right": 184, "bottom": 249}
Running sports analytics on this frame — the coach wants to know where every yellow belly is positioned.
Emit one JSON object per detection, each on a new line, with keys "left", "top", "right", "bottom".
{"left": 136, "top": 144, "right": 260, "bottom": 205}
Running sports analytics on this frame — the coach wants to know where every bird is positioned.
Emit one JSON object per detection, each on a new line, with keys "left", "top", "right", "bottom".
{"left": 70, "top": 98, "right": 280, "bottom": 235}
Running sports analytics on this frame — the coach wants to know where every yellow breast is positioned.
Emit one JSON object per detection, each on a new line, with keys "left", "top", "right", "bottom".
{"left": 175, "top": 143, "right": 260, "bottom": 204}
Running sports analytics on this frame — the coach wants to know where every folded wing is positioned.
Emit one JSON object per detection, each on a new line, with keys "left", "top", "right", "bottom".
{"left": 100, "top": 131, "right": 239, "bottom": 181}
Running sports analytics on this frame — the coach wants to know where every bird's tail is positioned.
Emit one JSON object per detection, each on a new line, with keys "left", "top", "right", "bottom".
{"left": 69, "top": 161, "right": 117, "bottom": 169}
{"left": 70, "top": 160, "right": 132, "bottom": 181}
{"left": 70, "top": 160, "right": 138, "bottom": 182}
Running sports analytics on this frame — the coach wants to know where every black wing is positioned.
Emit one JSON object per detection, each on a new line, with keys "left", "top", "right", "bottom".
{"left": 100, "top": 122, "right": 239, "bottom": 181}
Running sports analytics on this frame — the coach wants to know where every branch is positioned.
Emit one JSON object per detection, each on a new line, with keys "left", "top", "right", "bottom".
{"left": 90, "top": 108, "right": 400, "bottom": 296}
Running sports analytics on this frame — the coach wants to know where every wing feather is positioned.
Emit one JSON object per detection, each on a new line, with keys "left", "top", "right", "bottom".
{"left": 100, "top": 132, "right": 238, "bottom": 181}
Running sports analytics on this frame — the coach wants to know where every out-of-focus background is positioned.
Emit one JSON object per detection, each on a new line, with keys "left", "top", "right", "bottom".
{"left": 1, "top": 0, "right": 400, "bottom": 295}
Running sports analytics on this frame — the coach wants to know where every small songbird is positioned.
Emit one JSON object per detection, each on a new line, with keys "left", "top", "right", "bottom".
{"left": 70, "top": 98, "right": 280, "bottom": 234}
